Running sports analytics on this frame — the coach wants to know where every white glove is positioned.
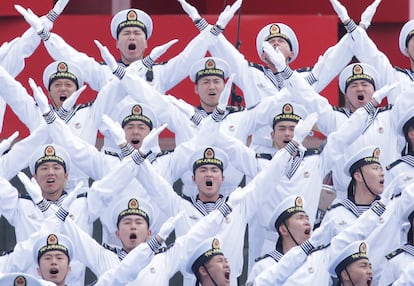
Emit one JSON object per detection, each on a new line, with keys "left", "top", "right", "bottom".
{"left": 140, "top": 123, "right": 167, "bottom": 155}
{"left": 167, "top": 95, "right": 195, "bottom": 119}
{"left": 101, "top": 114, "right": 126, "bottom": 147}
{"left": 0, "top": 131, "right": 19, "bottom": 155}
{"left": 262, "top": 41, "right": 286, "bottom": 71}
{"left": 177, "top": 0, "right": 201, "bottom": 22}
{"left": 307, "top": 222, "right": 333, "bottom": 248}
{"left": 94, "top": 40, "right": 118, "bottom": 73}
{"left": 29, "top": 78, "right": 51, "bottom": 115}
{"left": 17, "top": 172, "right": 43, "bottom": 204}
{"left": 217, "top": 73, "right": 235, "bottom": 112}
{"left": 216, "top": 0, "right": 242, "bottom": 29}
{"left": 149, "top": 39, "right": 178, "bottom": 62}
{"left": 61, "top": 85, "right": 86, "bottom": 111}
{"left": 329, "top": 0, "right": 350, "bottom": 23}
{"left": 157, "top": 210, "right": 185, "bottom": 242}
{"left": 360, "top": 0, "right": 381, "bottom": 29}
{"left": 14, "top": 5, "right": 44, "bottom": 33}
{"left": 292, "top": 112, "right": 318, "bottom": 145}
{"left": 372, "top": 82, "right": 400, "bottom": 105}
{"left": 227, "top": 187, "right": 248, "bottom": 209}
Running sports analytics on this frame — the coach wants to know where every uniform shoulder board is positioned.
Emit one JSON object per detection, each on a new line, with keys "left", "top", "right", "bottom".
{"left": 19, "top": 193, "right": 34, "bottom": 201}
{"left": 77, "top": 192, "right": 88, "bottom": 199}
{"left": 248, "top": 61, "right": 265, "bottom": 72}
{"left": 255, "top": 153, "right": 273, "bottom": 160}
{"left": 332, "top": 106, "right": 347, "bottom": 114}
{"left": 304, "top": 148, "right": 321, "bottom": 156}
{"left": 181, "top": 194, "right": 193, "bottom": 203}
{"left": 377, "top": 104, "right": 393, "bottom": 112}
{"left": 155, "top": 242, "right": 175, "bottom": 255}
{"left": 386, "top": 159, "right": 403, "bottom": 171}
{"left": 327, "top": 202, "right": 342, "bottom": 210}
{"left": 385, "top": 248, "right": 404, "bottom": 260}
{"left": 102, "top": 243, "right": 118, "bottom": 254}
{"left": 0, "top": 249, "right": 14, "bottom": 256}
{"left": 226, "top": 105, "right": 245, "bottom": 113}
{"left": 296, "top": 66, "right": 312, "bottom": 73}
{"left": 77, "top": 100, "right": 95, "bottom": 110}
{"left": 394, "top": 66, "right": 410, "bottom": 75}
{"left": 156, "top": 149, "right": 174, "bottom": 158}
{"left": 254, "top": 253, "right": 270, "bottom": 262}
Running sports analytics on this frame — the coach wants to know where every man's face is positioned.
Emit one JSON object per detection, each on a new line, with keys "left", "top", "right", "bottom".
{"left": 49, "top": 79, "right": 78, "bottom": 109}
{"left": 345, "top": 80, "right": 375, "bottom": 112}
{"left": 357, "top": 163, "right": 385, "bottom": 196}
{"left": 123, "top": 121, "right": 151, "bottom": 149}
{"left": 341, "top": 259, "right": 373, "bottom": 286}
{"left": 195, "top": 76, "right": 226, "bottom": 113}
{"left": 200, "top": 255, "right": 231, "bottom": 286}
{"left": 192, "top": 165, "right": 224, "bottom": 202}
{"left": 37, "top": 251, "right": 70, "bottom": 286}
{"left": 282, "top": 212, "right": 312, "bottom": 244}
{"left": 34, "top": 162, "right": 67, "bottom": 201}
{"left": 116, "top": 27, "right": 147, "bottom": 65}
{"left": 261, "top": 37, "right": 293, "bottom": 70}
{"left": 116, "top": 215, "right": 151, "bottom": 253}
{"left": 406, "top": 37, "right": 414, "bottom": 63}
{"left": 271, "top": 121, "right": 297, "bottom": 149}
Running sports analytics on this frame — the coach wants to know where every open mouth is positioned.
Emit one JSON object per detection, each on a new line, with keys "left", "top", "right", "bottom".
{"left": 304, "top": 228, "right": 311, "bottom": 235}
{"left": 206, "top": 180, "right": 213, "bottom": 187}
{"left": 128, "top": 43, "right": 136, "bottom": 50}
{"left": 50, "top": 268, "right": 59, "bottom": 275}
{"left": 224, "top": 270, "right": 230, "bottom": 280}
{"left": 130, "top": 233, "right": 137, "bottom": 239}
{"left": 367, "top": 277, "right": 372, "bottom": 286}
{"left": 59, "top": 96, "right": 67, "bottom": 102}
{"left": 47, "top": 178, "right": 55, "bottom": 183}
{"left": 131, "top": 139, "right": 140, "bottom": 145}
{"left": 357, "top": 95, "right": 365, "bottom": 101}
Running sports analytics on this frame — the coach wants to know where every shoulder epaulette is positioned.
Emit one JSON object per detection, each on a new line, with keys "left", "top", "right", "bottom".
{"left": 394, "top": 66, "right": 410, "bottom": 75}
{"left": 254, "top": 253, "right": 270, "bottom": 262}
{"left": 226, "top": 106, "right": 245, "bottom": 113}
{"left": 377, "top": 104, "right": 393, "bottom": 112}
{"left": 332, "top": 106, "right": 347, "bottom": 114}
{"left": 386, "top": 159, "right": 403, "bottom": 171}
{"left": 0, "top": 249, "right": 14, "bottom": 256}
{"left": 102, "top": 243, "right": 118, "bottom": 254}
{"left": 156, "top": 149, "right": 174, "bottom": 158}
{"left": 304, "top": 148, "right": 321, "bottom": 156}
{"left": 145, "top": 61, "right": 168, "bottom": 82}
{"left": 327, "top": 202, "right": 342, "bottom": 210}
{"left": 155, "top": 242, "right": 174, "bottom": 255}
{"left": 385, "top": 248, "right": 404, "bottom": 260}
{"left": 77, "top": 101, "right": 95, "bottom": 110}
{"left": 77, "top": 192, "right": 88, "bottom": 199}
{"left": 296, "top": 66, "right": 312, "bottom": 73}
{"left": 255, "top": 153, "right": 273, "bottom": 160}
{"left": 248, "top": 62, "right": 265, "bottom": 72}
{"left": 19, "top": 193, "right": 33, "bottom": 201}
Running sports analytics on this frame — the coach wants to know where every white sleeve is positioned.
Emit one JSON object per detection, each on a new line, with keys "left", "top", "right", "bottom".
{"left": 391, "top": 261, "right": 414, "bottom": 286}
{"left": 44, "top": 32, "right": 114, "bottom": 91}
{"left": 0, "top": 178, "right": 20, "bottom": 227}
{"left": 0, "top": 66, "right": 43, "bottom": 132}
{"left": 0, "top": 125, "right": 49, "bottom": 180}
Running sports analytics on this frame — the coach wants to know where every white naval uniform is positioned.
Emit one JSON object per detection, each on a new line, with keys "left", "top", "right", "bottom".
{"left": 386, "top": 154, "right": 414, "bottom": 183}
{"left": 285, "top": 71, "right": 403, "bottom": 194}
{"left": 43, "top": 27, "right": 213, "bottom": 93}
{"left": 247, "top": 250, "right": 284, "bottom": 283}
{"left": 0, "top": 27, "right": 42, "bottom": 131}
{"left": 96, "top": 209, "right": 229, "bottom": 286}
{"left": 206, "top": 30, "right": 353, "bottom": 152}
{"left": 379, "top": 244, "right": 414, "bottom": 286}
{"left": 45, "top": 115, "right": 166, "bottom": 247}
{"left": 130, "top": 141, "right": 297, "bottom": 286}
{"left": 350, "top": 26, "right": 412, "bottom": 104}
{"left": 0, "top": 178, "right": 91, "bottom": 286}
{"left": 0, "top": 67, "right": 124, "bottom": 191}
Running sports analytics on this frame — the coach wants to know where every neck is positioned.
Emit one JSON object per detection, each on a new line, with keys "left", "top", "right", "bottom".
{"left": 354, "top": 185, "right": 376, "bottom": 205}
{"left": 42, "top": 190, "right": 64, "bottom": 202}
{"left": 198, "top": 193, "right": 220, "bottom": 203}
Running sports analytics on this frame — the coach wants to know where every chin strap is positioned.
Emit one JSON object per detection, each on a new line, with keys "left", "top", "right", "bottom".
{"left": 202, "top": 264, "right": 219, "bottom": 286}
{"left": 283, "top": 221, "right": 301, "bottom": 246}
{"left": 358, "top": 167, "right": 378, "bottom": 198}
